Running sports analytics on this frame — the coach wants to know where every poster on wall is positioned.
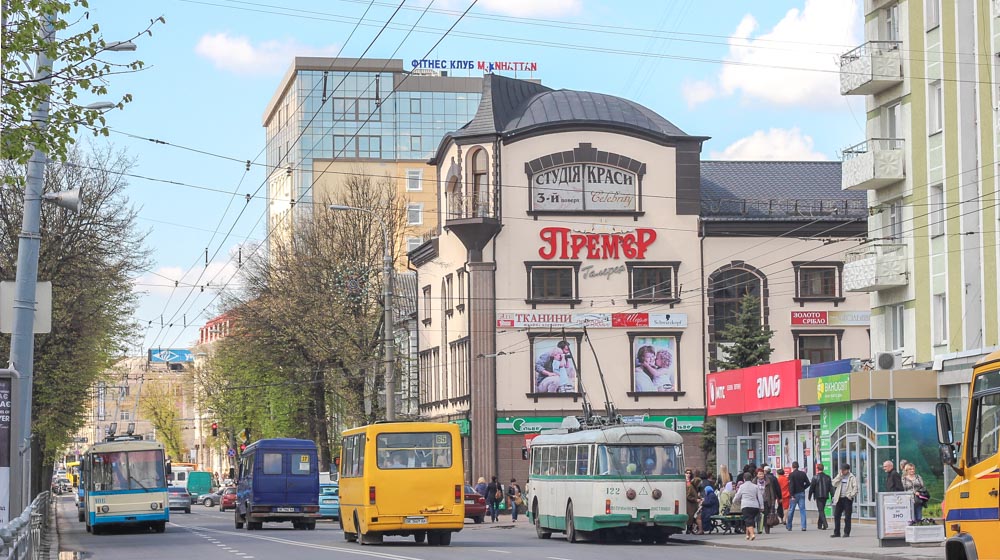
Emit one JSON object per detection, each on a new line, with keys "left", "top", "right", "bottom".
{"left": 629, "top": 334, "right": 678, "bottom": 392}
{"left": 799, "top": 432, "right": 814, "bottom": 477}
{"left": 780, "top": 432, "right": 794, "bottom": 470}
{"left": 766, "top": 433, "right": 781, "bottom": 469}
{"left": 530, "top": 335, "right": 580, "bottom": 394}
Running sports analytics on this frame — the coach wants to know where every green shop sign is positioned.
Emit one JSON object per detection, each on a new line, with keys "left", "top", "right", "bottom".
{"left": 450, "top": 419, "right": 470, "bottom": 436}
{"left": 816, "top": 373, "right": 851, "bottom": 404}
{"left": 495, "top": 415, "right": 704, "bottom": 435}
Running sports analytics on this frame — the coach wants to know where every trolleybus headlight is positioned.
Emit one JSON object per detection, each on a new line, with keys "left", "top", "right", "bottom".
{"left": 652, "top": 489, "right": 662, "bottom": 500}
{"left": 151, "top": 502, "right": 160, "bottom": 510}
{"left": 100, "top": 505, "right": 110, "bottom": 513}
{"left": 626, "top": 488, "right": 636, "bottom": 500}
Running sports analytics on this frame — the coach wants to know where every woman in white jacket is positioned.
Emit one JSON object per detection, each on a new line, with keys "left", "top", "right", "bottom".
{"left": 734, "top": 471, "right": 765, "bottom": 540}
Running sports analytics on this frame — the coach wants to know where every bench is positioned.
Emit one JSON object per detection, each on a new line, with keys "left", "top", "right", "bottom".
{"left": 708, "top": 513, "right": 745, "bottom": 534}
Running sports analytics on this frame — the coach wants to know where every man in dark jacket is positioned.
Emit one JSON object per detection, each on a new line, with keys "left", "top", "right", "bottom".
{"left": 485, "top": 476, "right": 503, "bottom": 523}
{"left": 883, "top": 460, "right": 904, "bottom": 492}
{"left": 785, "top": 461, "right": 811, "bottom": 531}
{"left": 809, "top": 463, "right": 833, "bottom": 530}
{"left": 764, "top": 465, "right": 783, "bottom": 521}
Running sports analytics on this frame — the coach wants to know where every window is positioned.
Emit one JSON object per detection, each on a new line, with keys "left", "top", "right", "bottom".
{"left": 628, "top": 264, "right": 677, "bottom": 303}
{"left": 526, "top": 263, "right": 580, "bottom": 302}
{"left": 796, "top": 333, "right": 838, "bottom": 363}
{"left": 930, "top": 184, "right": 945, "bottom": 237}
{"left": 934, "top": 293, "right": 948, "bottom": 345}
{"left": 406, "top": 169, "right": 422, "bottom": 191}
{"left": 794, "top": 264, "right": 842, "bottom": 300}
{"left": 886, "top": 102, "right": 902, "bottom": 139}
{"left": 263, "top": 453, "right": 283, "bottom": 474}
{"left": 889, "top": 304, "right": 906, "bottom": 350}
{"left": 410, "top": 135, "right": 422, "bottom": 152}
{"left": 119, "top": 410, "right": 131, "bottom": 421}
{"left": 710, "top": 268, "right": 763, "bottom": 340}
{"left": 119, "top": 385, "right": 130, "bottom": 397}
{"left": 333, "top": 135, "right": 382, "bottom": 158}
{"left": 885, "top": 3, "right": 899, "bottom": 41}
{"left": 410, "top": 98, "right": 421, "bottom": 114}
{"left": 885, "top": 201, "right": 903, "bottom": 240}
{"left": 456, "top": 268, "right": 466, "bottom": 312}
{"left": 968, "top": 392, "right": 1000, "bottom": 466}
{"left": 471, "top": 149, "right": 489, "bottom": 217}
{"left": 376, "top": 432, "right": 452, "bottom": 469}
{"left": 291, "top": 454, "right": 311, "bottom": 475}
{"left": 407, "top": 203, "right": 423, "bottom": 225}
{"left": 341, "top": 434, "right": 366, "bottom": 478}
{"left": 925, "top": 0, "right": 940, "bottom": 29}
{"left": 445, "top": 274, "right": 454, "bottom": 312}
{"left": 332, "top": 97, "right": 381, "bottom": 122}
{"left": 422, "top": 286, "right": 431, "bottom": 325}
{"left": 929, "top": 81, "right": 943, "bottom": 133}
{"left": 406, "top": 237, "right": 422, "bottom": 252}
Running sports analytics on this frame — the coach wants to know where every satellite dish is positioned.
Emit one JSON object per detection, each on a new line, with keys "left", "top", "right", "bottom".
{"left": 43, "top": 188, "right": 81, "bottom": 212}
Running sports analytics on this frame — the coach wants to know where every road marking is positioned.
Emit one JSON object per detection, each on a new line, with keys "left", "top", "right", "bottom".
{"left": 183, "top": 525, "right": 427, "bottom": 560}
{"left": 487, "top": 551, "right": 511, "bottom": 554}
{"left": 547, "top": 557, "right": 574, "bottom": 560}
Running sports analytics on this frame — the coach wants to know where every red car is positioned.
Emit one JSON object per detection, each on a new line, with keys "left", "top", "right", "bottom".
{"left": 464, "top": 484, "right": 486, "bottom": 524}
{"left": 219, "top": 487, "right": 237, "bottom": 512}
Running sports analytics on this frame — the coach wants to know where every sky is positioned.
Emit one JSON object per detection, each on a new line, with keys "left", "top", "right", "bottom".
{"left": 67, "top": 0, "right": 866, "bottom": 353}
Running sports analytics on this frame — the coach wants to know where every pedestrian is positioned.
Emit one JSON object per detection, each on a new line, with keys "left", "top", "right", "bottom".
{"left": 809, "top": 463, "right": 833, "bottom": 530}
{"left": 475, "top": 476, "right": 488, "bottom": 498}
{"left": 507, "top": 478, "right": 522, "bottom": 522}
{"left": 699, "top": 485, "right": 720, "bottom": 534}
{"left": 785, "top": 461, "right": 810, "bottom": 531}
{"left": 883, "top": 460, "right": 904, "bottom": 492}
{"left": 485, "top": 476, "right": 503, "bottom": 523}
{"left": 734, "top": 472, "right": 764, "bottom": 541}
{"left": 902, "top": 463, "right": 928, "bottom": 522}
{"left": 718, "top": 464, "right": 732, "bottom": 488}
{"left": 686, "top": 476, "right": 702, "bottom": 533}
{"left": 763, "top": 465, "right": 783, "bottom": 522}
{"left": 761, "top": 468, "right": 779, "bottom": 534}
{"left": 830, "top": 464, "right": 859, "bottom": 538}
{"left": 776, "top": 468, "right": 791, "bottom": 521}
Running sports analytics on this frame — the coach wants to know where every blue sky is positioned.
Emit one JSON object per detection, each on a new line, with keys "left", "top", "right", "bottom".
{"left": 73, "top": 0, "right": 865, "bottom": 351}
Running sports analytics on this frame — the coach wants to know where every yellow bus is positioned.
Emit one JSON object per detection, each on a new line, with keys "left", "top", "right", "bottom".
{"left": 936, "top": 348, "right": 1000, "bottom": 560}
{"left": 338, "top": 422, "right": 464, "bottom": 546}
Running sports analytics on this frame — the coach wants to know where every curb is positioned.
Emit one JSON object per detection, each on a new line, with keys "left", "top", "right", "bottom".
{"left": 673, "top": 535, "right": 941, "bottom": 560}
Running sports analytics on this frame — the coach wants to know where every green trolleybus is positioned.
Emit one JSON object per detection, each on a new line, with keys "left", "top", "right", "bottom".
{"left": 526, "top": 423, "right": 687, "bottom": 543}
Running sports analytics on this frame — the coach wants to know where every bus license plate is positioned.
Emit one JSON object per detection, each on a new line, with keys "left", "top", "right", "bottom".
{"left": 276, "top": 507, "right": 296, "bottom": 512}
{"left": 404, "top": 516, "right": 427, "bottom": 524}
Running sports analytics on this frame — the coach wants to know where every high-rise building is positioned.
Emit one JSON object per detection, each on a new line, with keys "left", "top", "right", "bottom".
{"left": 262, "top": 58, "right": 484, "bottom": 250}
{"left": 838, "top": 1, "right": 999, "bottom": 415}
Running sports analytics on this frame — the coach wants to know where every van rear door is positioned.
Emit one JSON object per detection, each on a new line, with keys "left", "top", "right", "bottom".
{"left": 285, "top": 450, "right": 318, "bottom": 506}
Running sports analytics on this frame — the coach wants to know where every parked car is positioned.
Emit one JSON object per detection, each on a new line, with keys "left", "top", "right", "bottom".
{"left": 167, "top": 486, "right": 192, "bottom": 513}
{"left": 200, "top": 489, "right": 223, "bottom": 507}
{"left": 318, "top": 483, "right": 339, "bottom": 521}
{"left": 51, "top": 477, "right": 72, "bottom": 495}
{"left": 219, "top": 487, "right": 237, "bottom": 512}
{"left": 464, "top": 484, "right": 486, "bottom": 524}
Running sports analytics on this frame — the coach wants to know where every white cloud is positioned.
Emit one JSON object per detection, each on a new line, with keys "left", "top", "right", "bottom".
{"left": 681, "top": 79, "right": 717, "bottom": 108}
{"left": 194, "top": 33, "right": 340, "bottom": 76}
{"left": 476, "top": 0, "right": 581, "bottom": 17}
{"left": 710, "top": 127, "right": 828, "bottom": 161}
{"left": 134, "top": 258, "right": 242, "bottom": 298}
{"left": 695, "top": 0, "right": 860, "bottom": 107}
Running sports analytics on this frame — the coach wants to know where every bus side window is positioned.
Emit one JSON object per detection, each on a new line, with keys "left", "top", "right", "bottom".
{"left": 577, "top": 445, "right": 590, "bottom": 475}
{"left": 970, "top": 393, "right": 1000, "bottom": 465}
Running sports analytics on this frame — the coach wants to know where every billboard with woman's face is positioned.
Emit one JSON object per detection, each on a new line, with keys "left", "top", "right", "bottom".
{"left": 630, "top": 334, "right": 678, "bottom": 393}
{"left": 530, "top": 335, "right": 580, "bottom": 394}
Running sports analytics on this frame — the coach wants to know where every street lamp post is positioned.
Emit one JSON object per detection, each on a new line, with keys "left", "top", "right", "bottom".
{"left": 328, "top": 205, "right": 395, "bottom": 421}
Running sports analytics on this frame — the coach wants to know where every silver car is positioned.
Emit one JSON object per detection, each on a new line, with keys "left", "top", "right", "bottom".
{"left": 167, "top": 486, "right": 192, "bottom": 513}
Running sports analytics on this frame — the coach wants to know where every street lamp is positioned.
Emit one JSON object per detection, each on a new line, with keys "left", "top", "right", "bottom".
{"left": 328, "top": 204, "right": 395, "bottom": 421}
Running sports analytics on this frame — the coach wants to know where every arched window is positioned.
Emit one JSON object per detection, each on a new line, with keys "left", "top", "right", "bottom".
{"left": 471, "top": 149, "right": 489, "bottom": 217}
{"left": 710, "top": 268, "right": 763, "bottom": 341}
{"left": 446, "top": 177, "right": 461, "bottom": 218}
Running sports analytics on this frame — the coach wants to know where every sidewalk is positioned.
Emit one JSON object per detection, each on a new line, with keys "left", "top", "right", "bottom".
{"left": 671, "top": 522, "right": 944, "bottom": 560}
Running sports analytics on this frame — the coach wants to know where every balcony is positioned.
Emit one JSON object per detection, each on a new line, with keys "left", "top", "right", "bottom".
{"left": 443, "top": 191, "right": 501, "bottom": 261}
{"left": 842, "top": 138, "right": 905, "bottom": 191}
{"left": 840, "top": 41, "right": 903, "bottom": 95}
{"left": 843, "top": 243, "right": 908, "bottom": 292}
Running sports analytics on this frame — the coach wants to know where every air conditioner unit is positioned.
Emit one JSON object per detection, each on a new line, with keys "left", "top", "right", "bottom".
{"left": 874, "top": 351, "right": 902, "bottom": 370}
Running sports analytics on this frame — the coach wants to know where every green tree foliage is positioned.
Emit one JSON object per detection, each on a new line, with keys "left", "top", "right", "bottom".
{"left": 196, "top": 170, "right": 409, "bottom": 469}
{"left": 702, "top": 294, "right": 775, "bottom": 472}
{"left": 139, "top": 379, "right": 186, "bottom": 461}
{"left": 0, "top": 144, "right": 150, "bottom": 495}
{"left": 1, "top": 0, "right": 164, "bottom": 166}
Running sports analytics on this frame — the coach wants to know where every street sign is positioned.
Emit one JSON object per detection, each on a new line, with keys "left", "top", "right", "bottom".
{"left": 228, "top": 448, "right": 236, "bottom": 457}
{"left": 72, "top": 436, "right": 88, "bottom": 443}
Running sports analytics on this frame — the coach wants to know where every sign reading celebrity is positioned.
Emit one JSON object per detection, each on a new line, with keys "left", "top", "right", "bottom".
{"left": 530, "top": 335, "right": 580, "bottom": 394}
{"left": 630, "top": 334, "right": 679, "bottom": 393}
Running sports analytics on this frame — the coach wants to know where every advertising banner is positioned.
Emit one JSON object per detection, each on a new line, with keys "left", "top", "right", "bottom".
{"left": 877, "top": 492, "right": 913, "bottom": 540}
{"left": 630, "top": 335, "right": 678, "bottom": 393}
{"left": 706, "top": 360, "right": 802, "bottom": 416}
{"left": 148, "top": 348, "right": 195, "bottom": 363}
{"left": 790, "top": 310, "right": 870, "bottom": 326}
{"left": 530, "top": 336, "right": 580, "bottom": 394}
{"left": 0, "top": 377, "right": 9, "bottom": 524}
{"left": 816, "top": 373, "right": 851, "bottom": 404}
{"left": 498, "top": 312, "right": 687, "bottom": 329}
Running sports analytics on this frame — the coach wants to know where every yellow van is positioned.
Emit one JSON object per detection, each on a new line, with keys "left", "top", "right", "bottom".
{"left": 338, "top": 422, "right": 464, "bottom": 545}
{"left": 936, "top": 349, "right": 1000, "bottom": 560}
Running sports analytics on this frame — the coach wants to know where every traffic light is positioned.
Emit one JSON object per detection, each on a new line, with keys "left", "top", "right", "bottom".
{"left": 239, "top": 443, "right": 247, "bottom": 453}
{"left": 211, "top": 422, "right": 218, "bottom": 437}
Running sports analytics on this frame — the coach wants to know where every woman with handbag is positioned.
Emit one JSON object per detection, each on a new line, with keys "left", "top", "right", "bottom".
{"left": 758, "top": 468, "right": 779, "bottom": 533}
{"left": 902, "top": 463, "right": 928, "bottom": 522}
{"left": 734, "top": 472, "right": 764, "bottom": 541}
{"left": 508, "top": 479, "right": 523, "bottom": 522}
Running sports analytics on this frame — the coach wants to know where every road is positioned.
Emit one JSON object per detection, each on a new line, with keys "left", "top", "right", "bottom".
{"left": 57, "top": 496, "right": 858, "bottom": 560}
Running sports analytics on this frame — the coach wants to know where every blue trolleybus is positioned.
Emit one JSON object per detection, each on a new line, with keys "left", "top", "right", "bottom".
{"left": 81, "top": 437, "right": 170, "bottom": 534}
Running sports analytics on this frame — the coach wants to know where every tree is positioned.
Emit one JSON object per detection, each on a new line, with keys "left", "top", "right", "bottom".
{"left": 2, "top": 0, "right": 164, "bottom": 167}
{"left": 139, "top": 379, "right": 185, "bottom": 461}
{"left": 703, "top": 294, "right": 775, "bottom": 472}
{"left": 0, "top": 143, "right": 151, "bottom": 495}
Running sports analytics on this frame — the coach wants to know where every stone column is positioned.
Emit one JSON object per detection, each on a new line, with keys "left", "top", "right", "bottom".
{"left": 466, "top": 261, "right": 497, "bottom": 481}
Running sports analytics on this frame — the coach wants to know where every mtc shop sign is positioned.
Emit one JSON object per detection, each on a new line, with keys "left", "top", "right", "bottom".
{"left": 706, "top": 360, "right": 803, "bottom": 417}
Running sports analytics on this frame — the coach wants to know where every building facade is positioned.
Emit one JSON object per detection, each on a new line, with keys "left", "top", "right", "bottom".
{"left": 838, "top": 0, "right": 999, "bottom": 441}
{"left": 412, "top": 74, "right": 871, "bottom": 483}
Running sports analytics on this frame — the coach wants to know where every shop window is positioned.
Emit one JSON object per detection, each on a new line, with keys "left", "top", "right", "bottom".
{"left": 627, "top": 262, "right": 679, "bottom": 304}
{"left": 525, "top": 262, "right": 580, "bottom": 305}
{"left": 794, "top": 331, "right": 842, "bottom": 364}
{"left": 793, "top": 262, "right": 844, "bottom": 303}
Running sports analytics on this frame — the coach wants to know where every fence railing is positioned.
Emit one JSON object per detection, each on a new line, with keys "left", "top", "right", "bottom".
{"left": 0, "top": 492, "right": 51, "bottom": 560}
{"left": 445, "top": 192, "right": 495, "bottom": 220}
{"left": 841, "top": 138, "right": 905, "bottom": 161}
{"left": 840, "top": 40, "right": 902, "bottom": 66}
{"left": 700, "top": 198, "right": 868, "bottom": 218}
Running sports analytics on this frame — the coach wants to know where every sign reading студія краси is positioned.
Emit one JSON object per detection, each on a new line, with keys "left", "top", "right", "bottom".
{"left": 410, "top": 59, "right": 537, "bottom": 72}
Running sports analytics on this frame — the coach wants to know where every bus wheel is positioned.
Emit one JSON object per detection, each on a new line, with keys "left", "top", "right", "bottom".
{"left": 153, "top": 521, "right": 166, "bottom": 533}
{"left": 78, "top": 509, "right": 84, "bottom": 522}
{"left": 534, "top": 501, "right": 551, "bottom": 539}
{"left": 439, "top": 531, "right": 452, "bottom": 546}
{"left": 305, "top": 521, "right": 316, "bottom": 530}
{"left": 565, "top": 502, "right": 577, "bottom": 543}
{"left": 653, "top": 530, "right": 670, "bottom": 544}
{"left": 247, "top": 518, "right": 263, "bottom": 531}
{"left": 427, "top": 531, "right": 441, "bottom": 545}
{"left": 414, "top": 532, "right": 426, "bottom": 543}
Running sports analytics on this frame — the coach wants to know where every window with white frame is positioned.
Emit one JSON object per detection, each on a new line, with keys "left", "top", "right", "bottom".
{"left": 889, "top": 304, "right": 906, "bottom": 351}
{"left": 925, "top": 0, "right": 940, "bottom": 29}
{"left": 885, "top": 3, "right": 900, "bottom": 41}
{"left": 794, "top": 263, "right": 842, "bottom": 299}
{"left": 407, "top": 203, "right": 423, "bottom": 225}
{"left": 885, "top": 201, "right": 904, "bottom": 240}
{"left": 406, "top": 169, "right": 422, "bottom": 191}
{"left": 120, "top": 411, "right": 131, "bottom": 421}
{"left": 406, "top": 237, "right": 422, "bottom": 252}
{"left": 934, "top": 293, "right": 948, "bottom": 345}
{"left": 627, "top": 263, "right": 678, "bottom": 303}
{"left": 930, "top": 184, "right": 945, "bottom": 236}
{"left": 929, "top": 80, "right": 943, "bottom": 133}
